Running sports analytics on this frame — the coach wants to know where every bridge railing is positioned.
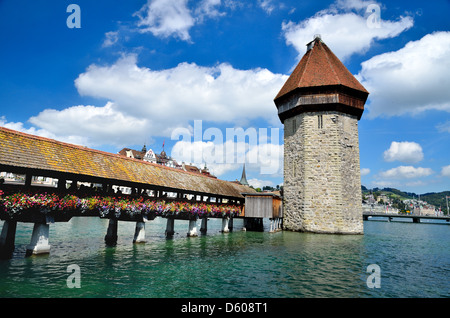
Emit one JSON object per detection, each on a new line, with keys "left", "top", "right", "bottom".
{"left": 363, "top": 211, "right": 449, "bottom": 223}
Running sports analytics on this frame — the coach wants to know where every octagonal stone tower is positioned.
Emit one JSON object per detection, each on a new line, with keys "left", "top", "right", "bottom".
{"left": 274, "top": 36, "right": 369, "bottom": 234}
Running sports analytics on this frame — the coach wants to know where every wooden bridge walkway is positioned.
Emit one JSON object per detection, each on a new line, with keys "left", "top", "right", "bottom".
{"left": 0, "top": 127, "right": 280, "bottom": 259}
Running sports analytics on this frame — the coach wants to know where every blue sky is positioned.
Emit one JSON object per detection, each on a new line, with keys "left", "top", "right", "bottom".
{"left": 0, "top": 0, "right": 449, "bottom": 194}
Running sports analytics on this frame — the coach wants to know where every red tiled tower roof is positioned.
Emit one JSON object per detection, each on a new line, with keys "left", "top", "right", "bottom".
{"left": 274, "top": 37, "right": 369, "bottom": 121}
{"left": 275, "top": 37, "right": 368, "bottom": 100}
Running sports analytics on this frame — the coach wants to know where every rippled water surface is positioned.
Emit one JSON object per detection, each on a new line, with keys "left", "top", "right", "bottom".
{"left": 0, "top": 218, "right": 449, "bottom": 297}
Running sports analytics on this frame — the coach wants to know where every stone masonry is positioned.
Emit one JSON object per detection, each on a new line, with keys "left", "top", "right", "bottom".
{"left": 283, "top": 111, "right": 363, "bottom": 234}
{"left": 274, "top": 36, "right": 368, "bottom": 235}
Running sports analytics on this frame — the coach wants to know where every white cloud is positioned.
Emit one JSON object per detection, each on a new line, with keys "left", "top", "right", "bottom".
{"left": 17, "top": 54, "right": 286, "bottom": 148}
{"left": 436, "top": 121, "right": 450, "bottom": 133}
{"left": 170, "top": 139, "right": 242, "bottom": 176}
{"left": 248, "top": 178, "right": 274, "bottom": 189}
{"left": 361, "top": 168, "right": 370, "bottom": 176}
{"left": 195, "top": 0, "right": 226, "bottom": 21}
{"left": 358, "top": 31, "right": 450, "bottom": 118}
{"left": 0, "top": 116, "right": 88, "bottom": 146}
{"left": 383, "top": 141, "right": 424, "bottom": 164}
{"left": 404, "top": 180, "right": 426, "bottom": 188}
{"left": 134, "top": 0, "right": 195, "bottom": 41}
{"left": 441, "top": 165, "right": 450, "bottom": 177}
{"left": 74, "top": 53, "right": 284, "bottom": 127}
{"left": 371, "top": 180, "right": 396, "bottom": 188}
{"left": 170, "top": 138, "right": 283, "bottom": 177}
{"left": 134, "top": 0, "right": 225, "bottom": 41}
{"left": 102, "top": 31, "right": 119, "bottom": 48}
{"left": 379, "top": 166, "right": 433, "bottom": 179}
{"left": 372, "top": 179, "right": 427, "bottom": 189}
{"left": 334, "top": 0, "right": 380, "bottom": 11}
{"left": 281, "top": 1, "right": 413, "bottom": 62}
{"left": 28, "top": 102, "right": 149, "bottom": 147}
{"left": 258, "top": 0, "right": 276, "bottom": 14}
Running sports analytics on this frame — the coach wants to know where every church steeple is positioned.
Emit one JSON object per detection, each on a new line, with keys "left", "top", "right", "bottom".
{"left": 239, "top": 164, "right": 249, "bottom": 186}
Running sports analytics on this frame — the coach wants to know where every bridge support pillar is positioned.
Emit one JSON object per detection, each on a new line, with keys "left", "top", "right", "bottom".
{"left": 26, "top": 223, "right": 51, "bottom": 256}
{"left": 221, "top": 217, "right": 230, "bottom": 233}
{"left": 133, "top": 221, "right": 146, "bottom": 243}
{"left": 105, "top": 219, "right": 118, "bottom": 246}
{"left": 187, "top": 219, "right": 198, "bottom": 237}
{"left": 270, "top": 218, "right": 282, "bottom": 232}
{"left": 0, "top": 220, "right": 17, "bottom": 259}
{"left": 270, "top": 218, "right": 275, "bottom": 232}
{"left": 165, "top": 218, "right": 175, "bottom": 238}
{"left": 200, "top": 218, "right": 207, "bottom": 234}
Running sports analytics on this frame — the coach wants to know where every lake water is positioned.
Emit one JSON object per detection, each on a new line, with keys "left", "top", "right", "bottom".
{"left": 0, "top": 217, "right": 449, "bottom": 298}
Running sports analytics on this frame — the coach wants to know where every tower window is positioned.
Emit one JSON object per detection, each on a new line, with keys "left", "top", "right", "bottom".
{"left": 318, "top": 115, "right": 323, "bottom": 129}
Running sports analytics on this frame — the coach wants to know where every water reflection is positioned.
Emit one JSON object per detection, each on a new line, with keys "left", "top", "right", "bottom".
{"left": 0, "top": 218, "right": 449, "bottom": 297}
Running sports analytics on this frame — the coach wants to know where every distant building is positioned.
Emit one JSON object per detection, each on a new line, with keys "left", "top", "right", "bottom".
{"left": 118, "top": 145, "right": 147, "bottom": 160}
{"left": 199, "top": 164, "right": 217, "bottom": 179}
{"left": 182, "top": 162, "right": 199, "bottom": 173}
{"left": 153, "top": 149, "right": 180, "bottom": 168}
{"left": 118, "top": 144, "right": 216, "bottom": 178}
{"left": 143, "top": 148, "right": 157, "bottom": 164}
{"left": 181, "top": 162, "right": 217, "bottom": 178}
{"left": 377, "top": 194, "right": 390, "bottom": 204}
{"left": 118, "top": 144, "right": 179, "bottom": 167}
{"left": 403, "top": 198, "right": 436, "bottom": 216}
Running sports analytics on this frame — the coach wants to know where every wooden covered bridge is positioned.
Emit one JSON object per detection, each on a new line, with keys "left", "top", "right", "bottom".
{"left": 0, "top": 127, "right": 282, "bottom": 258}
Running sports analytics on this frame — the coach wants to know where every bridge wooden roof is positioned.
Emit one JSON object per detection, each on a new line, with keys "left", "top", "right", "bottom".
{"left": 0, "top": 127, "right": 254, "bottom": 199}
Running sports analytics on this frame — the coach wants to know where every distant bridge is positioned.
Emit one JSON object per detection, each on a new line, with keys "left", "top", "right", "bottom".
{"left": 363, "top": 212, "right": 450, "bottom": 224}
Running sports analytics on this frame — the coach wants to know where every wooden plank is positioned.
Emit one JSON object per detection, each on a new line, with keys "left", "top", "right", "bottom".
{"left": 245, "top": 195, "right": 273, "bottom": 218}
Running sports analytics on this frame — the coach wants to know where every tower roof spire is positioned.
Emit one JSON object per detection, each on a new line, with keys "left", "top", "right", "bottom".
{"left": 274, "top": 36, "right": 369, "bottom": 122}
{"left": 275, "top": 37, "right": 368, "bottom": 101}
{"left": 239, "top": 164, "right": 249, "bottom": 186}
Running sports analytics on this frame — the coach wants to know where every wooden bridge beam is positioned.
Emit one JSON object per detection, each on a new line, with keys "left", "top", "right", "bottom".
{"left": 105, "top": 219, "right": 118, "bottom": 246}
{"left": 200, "top": 217, "right": 207, "bottom": 234}
{"left": 0, "top": 220, "right": 17, "bottom": 259}
{"left": 58, "top": 178, "right": 67, "bottom": 191}
{"left": 165, "top": 218, "right": 175, "bottom": 238}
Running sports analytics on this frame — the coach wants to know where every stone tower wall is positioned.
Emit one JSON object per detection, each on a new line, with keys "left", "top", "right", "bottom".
{"left": 283, "top": 111, "right": 363, "bottom": 234}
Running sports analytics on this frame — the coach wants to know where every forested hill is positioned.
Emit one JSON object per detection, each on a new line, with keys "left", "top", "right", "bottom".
{"left": 361, "top": 186, "right": 450, "bottom": 208}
